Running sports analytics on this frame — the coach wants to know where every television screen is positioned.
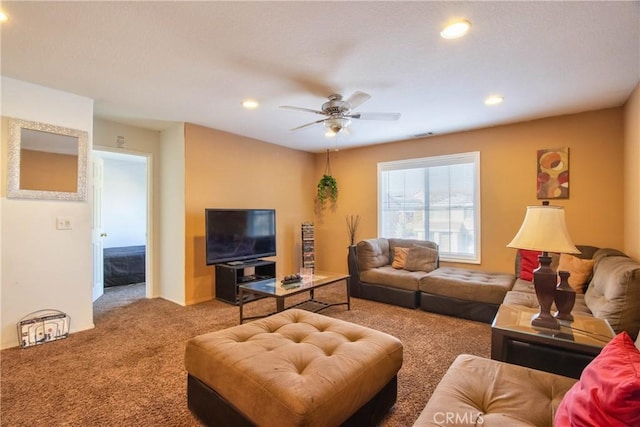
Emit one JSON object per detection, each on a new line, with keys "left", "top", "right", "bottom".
{"left": 205, "top": 209, "right": 276, "bottom": 265}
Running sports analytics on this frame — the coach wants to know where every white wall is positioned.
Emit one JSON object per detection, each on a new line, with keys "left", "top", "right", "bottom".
{"left": 159, "top": 123, "right": 186, "bottom": 305}
{"left": 102, "top": 157, "right": 146, "bottom": 248}
{"left": 1, "top": 77, "right": 94, "bottom": 349}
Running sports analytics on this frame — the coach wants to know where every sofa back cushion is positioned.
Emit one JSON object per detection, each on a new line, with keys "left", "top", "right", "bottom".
{"left": 356, "top": 238, "right": 439, "bottom": 272}
{"left": 404, "top": 245, "right": 438, "bottom": 272}
{"left": 585, "top": 255, "right": 640, "bottom": 339}
{"left": 356, "top": 238, "right": 390, "bottom": 271}
{"left": 592, "top": 247, "right": 628, "bottom": 264}
{"left": 388, "top": 239, "right": 439, "bottom": 268}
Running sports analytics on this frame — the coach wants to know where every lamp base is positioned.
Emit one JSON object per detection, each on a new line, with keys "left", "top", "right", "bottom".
{"left": 532, "top": 311, "right": 561, "bottom": 329}
{"left": 532, "top": 253, "right": 560, "bottom": 330}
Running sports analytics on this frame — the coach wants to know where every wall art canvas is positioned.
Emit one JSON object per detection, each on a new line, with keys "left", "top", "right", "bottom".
{"left": 537, "top": 147, "right": 569, "bottom": 199}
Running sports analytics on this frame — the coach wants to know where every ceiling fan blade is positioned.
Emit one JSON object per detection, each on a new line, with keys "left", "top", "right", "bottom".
{"left": 348, "top": 112, "right": 401, "bottom": 121}
{"left": 280, "top": 106, "right": 326, "bottom": 116}
{"left": 345, "top": 91, "right": 371, "bottom": 109}
{"left": 289, "top": 118, "right": 327, "bottom": 131}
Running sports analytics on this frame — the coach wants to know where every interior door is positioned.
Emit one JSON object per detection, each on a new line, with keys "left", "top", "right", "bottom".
{"left": 92, "top": 156, "right": 105, "bottom": 301}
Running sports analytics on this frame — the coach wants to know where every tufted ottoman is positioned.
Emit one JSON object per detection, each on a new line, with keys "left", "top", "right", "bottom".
{"left": 184, "top": 309, "right": 403, "bottom": 426}
{"left": 419, "top": 267, "right": 515, "bottom": 323}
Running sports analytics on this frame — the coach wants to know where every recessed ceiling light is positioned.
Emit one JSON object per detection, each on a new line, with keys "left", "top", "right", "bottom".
{"left": 241, "top": 99, "right": 259, "bottom": 109}
{"left": 485, "top": 95, "right": 504, "bottom": 106}
{"left": 440, "top": 20, "right": 471, "bottom": 39}
{"left": 0, "top": 12, "right": 8, "bottom": 22}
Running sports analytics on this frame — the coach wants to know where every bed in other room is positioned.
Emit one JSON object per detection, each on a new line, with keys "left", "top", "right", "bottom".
{"left": 104, "top": 245, "right": 146, "bottom": 287}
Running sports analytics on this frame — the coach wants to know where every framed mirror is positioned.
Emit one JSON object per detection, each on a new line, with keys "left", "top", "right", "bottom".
{"left": 7, "top": 118, "right": 88, "bottom": 201}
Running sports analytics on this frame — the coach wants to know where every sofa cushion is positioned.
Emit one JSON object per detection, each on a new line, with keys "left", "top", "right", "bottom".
{"left": 389, "top": 239, "right": 439, "bottom": 268}
{"left": 555, "top": 332, "right": 640, "bottom": 427}
{"left": 404, "top": 245, "right": 438, "bottom": 272}
{"left": 391, "top": 247, "right": 409, "bottom": 269}
{"left": 510, "top": 278, "right": 536, "bottom": 293}
{"left": 420, "top": 267, "right": 515, "bottom": 305}
{"left": 360, "top": 265, "right": 427, "bottom": 291}
{"left": 503, "top": 291, "right": 592, "bottom": 317}
{"left": 413, "top": 354, "right": 576, "bottom": 427}
{"left": 356, "top": 238, "right": 390, "bottom": 270}
{"left": 584, "top": 255, "right": 640, "bottom": 338}
{"left": 558, "top": 253, "right": 595, "bottom": 294}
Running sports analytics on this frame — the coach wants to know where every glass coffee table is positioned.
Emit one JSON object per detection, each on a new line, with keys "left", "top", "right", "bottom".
{"left": 491, "top": 304, "right": 615, "bottom": 378}
{"left": 238, "top": 271, "right": 350, "bottom": 323}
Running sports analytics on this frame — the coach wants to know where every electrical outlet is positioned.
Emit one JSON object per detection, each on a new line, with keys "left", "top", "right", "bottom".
{"left": 56, "top": 217, "right": 72, "bottom": 230}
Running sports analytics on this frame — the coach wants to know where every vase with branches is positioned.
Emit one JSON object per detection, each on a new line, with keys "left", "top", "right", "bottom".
{"left": 346, "top": 214, "right": 361, "bottom": 246}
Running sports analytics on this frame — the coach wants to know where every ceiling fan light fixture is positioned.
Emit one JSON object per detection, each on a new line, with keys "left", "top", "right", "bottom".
{"left": 440, "top": 19, "right": 471, "bottom": 39}
{"left": 324, "top": 117, "right": 351, "bottom": 133}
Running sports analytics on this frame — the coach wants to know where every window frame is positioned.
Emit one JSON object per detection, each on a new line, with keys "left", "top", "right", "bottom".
{"left": 377, "top": 151, "right": 481, "bottom": 264}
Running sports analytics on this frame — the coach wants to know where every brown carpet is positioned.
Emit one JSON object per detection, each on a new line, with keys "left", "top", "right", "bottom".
{"left": 1, "top": 283, "right": 490, "bottom": 426}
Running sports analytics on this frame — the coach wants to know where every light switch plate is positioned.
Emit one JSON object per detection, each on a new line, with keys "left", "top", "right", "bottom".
{"left": 56, "top": 217, "right": 72, "bottom": 230}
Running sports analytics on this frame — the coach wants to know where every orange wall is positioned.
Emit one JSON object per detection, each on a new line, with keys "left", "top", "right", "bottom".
{"left": 313, "top": 108, "right": 625, "bottom": 275}
{"left": 624, "top": 84, "right": 640, "bottom": 260}
{"left": 19, "top": 149, "right": 77, "bottom": 192}
{"left": 184, "top": 123, "right": 316, "bottom": 305}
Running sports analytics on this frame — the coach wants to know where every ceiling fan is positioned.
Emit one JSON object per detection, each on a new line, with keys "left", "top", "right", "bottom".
{"left": 281, "top": 91, "right": 401, "bottom": 134}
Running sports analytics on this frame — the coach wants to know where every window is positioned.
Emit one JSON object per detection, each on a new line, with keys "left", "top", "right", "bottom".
{"left": 378, "top": 152, "right": 480, "bottom": 263}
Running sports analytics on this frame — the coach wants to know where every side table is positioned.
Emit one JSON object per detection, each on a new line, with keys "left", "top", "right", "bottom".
{"left": 491, "top": 304, "right": 615, "bottom": 379}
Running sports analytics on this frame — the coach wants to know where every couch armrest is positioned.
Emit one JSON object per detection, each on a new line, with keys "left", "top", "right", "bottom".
{"left": 347, "top": 245, "right": 362, "bottom": 298}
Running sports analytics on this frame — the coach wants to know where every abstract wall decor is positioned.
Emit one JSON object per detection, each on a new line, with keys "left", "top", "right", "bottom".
{"left": 537, "top": 147, "right": 569, "bottom": 199}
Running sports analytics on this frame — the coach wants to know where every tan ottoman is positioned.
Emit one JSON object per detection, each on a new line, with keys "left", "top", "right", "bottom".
{"left": 185, "top": 309, "right": 403, "bottom": 426}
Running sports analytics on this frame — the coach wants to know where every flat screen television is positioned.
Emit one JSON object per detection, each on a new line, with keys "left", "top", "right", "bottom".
{"left": 205, "top": 209, "right": 276, "bottom": 265}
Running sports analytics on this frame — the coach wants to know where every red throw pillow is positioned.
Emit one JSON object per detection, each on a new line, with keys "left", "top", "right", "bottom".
{"left": 555, "top": 332, "right": 640, "bottom": 427}
{"left": 519, "top": 249, "right": 541, "bottom": 281}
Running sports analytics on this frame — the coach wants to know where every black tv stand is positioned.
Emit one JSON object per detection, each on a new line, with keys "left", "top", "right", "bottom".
{"left": 215, "top": 259, "right": 275, "bottom": 305}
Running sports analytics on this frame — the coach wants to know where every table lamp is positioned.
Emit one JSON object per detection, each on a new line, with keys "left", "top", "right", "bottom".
{"left": 507, "top": 202, "right": 580, "bottom": 330}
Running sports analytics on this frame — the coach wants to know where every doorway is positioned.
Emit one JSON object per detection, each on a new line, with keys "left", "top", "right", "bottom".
{"left": 92, "top": 149, "right": 152, "bottom": 304}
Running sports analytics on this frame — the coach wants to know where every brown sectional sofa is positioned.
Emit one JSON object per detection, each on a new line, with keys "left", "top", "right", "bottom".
{"left": 348, "top": 238, "right": 440, "bottom": 309}
{"left": 504, "top": 245, "right": 640, "bottom": 339}
{"left": 349, "top": 239, "right": 640, "bottom": 335}
{"left": 348, "top": 238, "right": 516, "bottom": 322}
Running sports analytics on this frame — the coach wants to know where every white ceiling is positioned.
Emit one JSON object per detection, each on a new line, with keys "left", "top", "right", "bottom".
{"left": 2, "top": 1, "right": 638, "bottom": 153}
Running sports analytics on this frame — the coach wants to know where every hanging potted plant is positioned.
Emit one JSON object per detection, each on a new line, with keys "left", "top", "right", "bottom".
{"left": 317, "top": 150, "right": 338, "bottom": 208}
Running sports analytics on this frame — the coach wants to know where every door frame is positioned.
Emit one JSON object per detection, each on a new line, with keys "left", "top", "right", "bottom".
{"left": 92, "top": 146, "right": 154, "bottom": 299}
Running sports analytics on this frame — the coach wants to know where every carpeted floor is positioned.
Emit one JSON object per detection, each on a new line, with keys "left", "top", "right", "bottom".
{"left": 1, "top": 283, "right": 491, "bottom": 426}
